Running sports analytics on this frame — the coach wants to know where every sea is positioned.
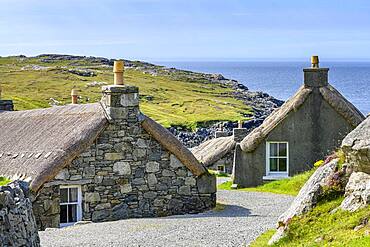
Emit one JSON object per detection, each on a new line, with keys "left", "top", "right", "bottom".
{"left": 155, "top": 61, "right": 370, "bottom": 115}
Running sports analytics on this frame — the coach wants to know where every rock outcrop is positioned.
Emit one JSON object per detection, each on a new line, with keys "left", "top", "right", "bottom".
{"left": 0, "top": 181, "right": 40, "bottom": 246}
{"left": 342, "top": 116, "right": 370, "bottom": 174}
{"left": 340, "top": 172, "right": 370, "bottom": 212}
{"left": 268, "top": 159, "right": 338, "bottom": 245}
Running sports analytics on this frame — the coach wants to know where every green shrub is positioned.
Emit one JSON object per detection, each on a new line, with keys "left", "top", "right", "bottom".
{"left": 0, "top": 177, "right": 11, "bottom": 186}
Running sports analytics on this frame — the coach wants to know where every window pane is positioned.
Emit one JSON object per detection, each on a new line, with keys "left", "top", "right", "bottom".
{"left": 69, "top": 188, "right": 78, "bottom": 203}
{"left": 270, "top": 143, "right": 278, "bottom": 156}
{"left": 68, "top": 204, "right": 78, "bottom": 223}
{"left": 270, "top": 158, "right": 278, "bottom": 171}
{"left": 60, "top": 188, "right": 68, "bottom": 203}
{"left": 279, "top": 143, "right": 287, "bottom": 157}
{"left": 279, "top": 158, "right": 287, "bottom": 172}
{"left": 60, "top": 205, "right": 68, "bottom": 223}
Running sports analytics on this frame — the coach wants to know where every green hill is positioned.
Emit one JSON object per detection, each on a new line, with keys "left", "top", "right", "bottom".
{"left": 0, "top": 54, "right": 261, "bottom": 129}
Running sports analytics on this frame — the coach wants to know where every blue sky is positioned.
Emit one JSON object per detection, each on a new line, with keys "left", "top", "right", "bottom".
{"left": 1, "top": 0, "right": 370, "bottom": 61}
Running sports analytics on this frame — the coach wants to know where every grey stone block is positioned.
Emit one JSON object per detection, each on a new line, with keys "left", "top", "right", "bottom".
{"left": 197, "top": 174, "right": 216, "bottom": 194}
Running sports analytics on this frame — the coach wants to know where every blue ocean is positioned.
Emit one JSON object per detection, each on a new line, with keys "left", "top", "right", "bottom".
{"left": 156, "top": 61, "right": 370, "bottom": 114}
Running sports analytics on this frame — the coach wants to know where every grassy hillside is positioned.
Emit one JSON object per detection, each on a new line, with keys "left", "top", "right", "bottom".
{"left": 251, "top": 197, "right": 370, "bottom": 246}
{"left": 0, "top": 55, "right": 252, "bottom": 128}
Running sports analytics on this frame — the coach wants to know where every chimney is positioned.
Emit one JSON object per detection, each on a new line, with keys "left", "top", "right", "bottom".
{"left": 238, "top": 120, "right": 243, "bottom": 128}
{"left": 101, "top": 60, "right": 139, "bottom": 122}
{"left": 233, "top": 120, "right": 248, "bottom": 143}
{"left": 0, "top": 85, "right": 14, "bottom": 111}
{"left": 71, "top": 89, "right": 79, "bottom": 104}
{"left": 303, "top": 56, "right": 329, "bottom": 88}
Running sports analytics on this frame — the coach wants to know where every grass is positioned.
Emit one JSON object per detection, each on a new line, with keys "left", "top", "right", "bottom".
{"left": 251, "top": 197, "right": 370, "bottom": 246}
{"left": 208, "top": 169, "right": 230, "bottom": 177}
{"left": 218, "top": 169, "right": 315, "bottom": 196}
{"left": 0, "top": 177, "right": 11, "bottom": 186}
{"left": 213, "top": 202, "right": 227, "bottom": 212}
{"left": 0, "top": 56, "right": 252, "bottom": 129}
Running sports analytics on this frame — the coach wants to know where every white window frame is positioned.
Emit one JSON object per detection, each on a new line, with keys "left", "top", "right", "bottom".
{"left": 217, "top": 165, "right": 226, "bottom": 173}
{"left": 265, "top": 141, "right": 289, "bottom": 178}
{"left": 60, "top": 185, "right": 82, "bottom": 227}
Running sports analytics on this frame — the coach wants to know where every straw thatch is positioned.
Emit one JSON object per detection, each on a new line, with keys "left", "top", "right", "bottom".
{"left": 240, "top": 86, "right": 312, "bottom": 152}
{"left": 191, "top": 136, "right": 236, "bottom": 166}
{"left": 319, "top": 84, "right": 364, "bottom": 127}
{"left": 141, "top": 114, "right": 207, "bottom": 176}
{"left": 0, "top": 103, "right": 208, "bottom": 191}
{"left": 0, "top": 103, "right": 108, "bottom": 192}
{"left": 240, "top": 83, "right": 365, "bottom": 153}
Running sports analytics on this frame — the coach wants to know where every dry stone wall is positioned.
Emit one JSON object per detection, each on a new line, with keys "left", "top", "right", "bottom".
{"left": 0, "top": 181, "right": 40, "bottom": 246}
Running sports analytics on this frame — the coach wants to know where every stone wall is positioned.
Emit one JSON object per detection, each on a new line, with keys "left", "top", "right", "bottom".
{"left": 0, "top": 181, "right": 40, "bottom": 246}
{"left": 0, "top": 100, "right": 13, "bottom": 111}
{"left": 33, "top": 85, "right": 216, "bottom": 230}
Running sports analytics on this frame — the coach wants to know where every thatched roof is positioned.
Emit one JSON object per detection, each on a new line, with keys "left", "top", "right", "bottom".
{"left": 319, "top": 84, "right": 364, "bottom": 127}
{"left": 0, "top": 103, "right": 208, "bottom": 192}
{"left": 0, "top": 103, "right": 108, "bottom": 191}
{"left": 240, "top": 84, "right": 365, "bottom": 153}
{"left": 191, "top": 136, "right": 236, "bottom": 166}
{"left": 240, "top": 86, "right": 312, "bottom": 152}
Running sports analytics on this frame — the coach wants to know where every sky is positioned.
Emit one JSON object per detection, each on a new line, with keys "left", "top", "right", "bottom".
{"left": 1, "top": 0, "right": 370, "bottom": 61}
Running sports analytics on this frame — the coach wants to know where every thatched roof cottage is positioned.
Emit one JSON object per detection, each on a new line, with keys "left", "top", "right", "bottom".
{"left": 233, "top": 56, "right": 365, "bottom": 188}
{"left": 191, "top": 125, "right": 249, "bottom": 174}
{"left": 0, "top": 61, "right": 216, "bottom": 230}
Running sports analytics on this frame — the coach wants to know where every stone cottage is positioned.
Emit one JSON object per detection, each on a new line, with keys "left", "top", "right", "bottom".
{"left": 232, "top": 56, "right": 365, "bottom": 188}
{"left": 0, "top": 61, "right": 216, "bottom": 230}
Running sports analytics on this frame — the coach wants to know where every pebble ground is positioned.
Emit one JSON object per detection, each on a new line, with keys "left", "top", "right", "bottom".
{"left": 39, "top": 180, "right": 293, "bottom": 247}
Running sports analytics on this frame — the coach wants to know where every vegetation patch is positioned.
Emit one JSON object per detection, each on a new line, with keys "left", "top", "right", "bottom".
{"left": 213, "top": 202, "right": 227, "bottom": 212}
{"left": 208, "top": 169, "right": 230, "bottom": 178}
{"left": 0, "top": 56, "right": 252, "bottom": 129}
{"left": 0, "top": 177, "right": 11, "bottom": 186}
{"left": 218, "top": 169, "right": 314, "bottom": 196}
{"left": 251, "top": 197, "right": 370, "bottom": 246}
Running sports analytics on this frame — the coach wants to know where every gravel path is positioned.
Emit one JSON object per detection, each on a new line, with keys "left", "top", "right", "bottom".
{"left": 39, "top": 187, "right": 293, "bottom": 247}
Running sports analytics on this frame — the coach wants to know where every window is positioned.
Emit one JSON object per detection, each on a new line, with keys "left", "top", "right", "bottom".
{"left": 60, "top": 185, "right": 82, "bottom": 227}
{"left": 266, "top": 142, "right": 289, "bottom": 175}
{"left": 217, "top": 165, "right": 225, "bottom": 173}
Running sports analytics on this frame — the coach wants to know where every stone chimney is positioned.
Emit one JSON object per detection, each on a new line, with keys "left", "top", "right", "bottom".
{"left": 233, "top": 120, "right": 248, "bottom": 143}
{"left": 303, "top": 56, "right": 329, "bottom": 88}
{"left": 101, "top": 60, "right": 139, "bottom": 122}
{"left": 0, "top": 85, "right": 14, "bottom": 111}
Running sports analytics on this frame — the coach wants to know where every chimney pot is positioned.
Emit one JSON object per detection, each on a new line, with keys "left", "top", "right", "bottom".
{"left": 71, "top": 89, "right": 79, "bottom": 104}
{"left": 311, "top": 55, "right": 319, "bottom": 68}
{"left": 113, "top": 60, "right": 124, "bottom": 85}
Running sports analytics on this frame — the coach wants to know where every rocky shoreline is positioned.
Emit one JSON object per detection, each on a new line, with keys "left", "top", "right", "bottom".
{"left": 35, "top": 54, "right": 284, "bottom": 147}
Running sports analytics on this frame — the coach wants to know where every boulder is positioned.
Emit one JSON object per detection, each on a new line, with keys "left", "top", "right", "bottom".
{"left": 340, "top": 172, "right": 370, "bottom": 212}
{"left": 342, "top": 116, "right": 370, "bottom": 174}
{"left": 268, "top": 159, "right": 338, "bottom": 245}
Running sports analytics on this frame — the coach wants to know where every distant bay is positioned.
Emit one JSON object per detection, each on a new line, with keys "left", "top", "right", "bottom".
{"left": 156, "top": 61, "right": 370, "bottom": 114}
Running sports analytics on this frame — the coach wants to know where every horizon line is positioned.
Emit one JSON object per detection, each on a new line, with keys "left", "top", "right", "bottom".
{"left": 2, "top": 53, "right": 370, "bottom": 63}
